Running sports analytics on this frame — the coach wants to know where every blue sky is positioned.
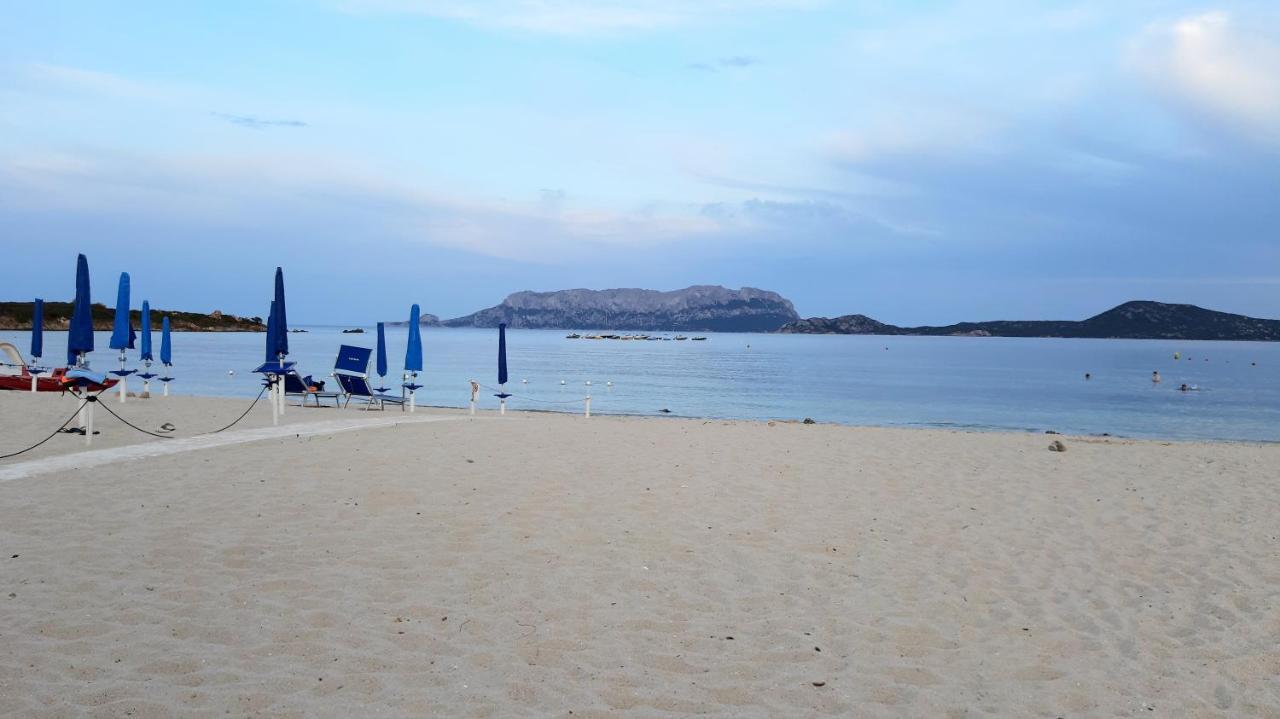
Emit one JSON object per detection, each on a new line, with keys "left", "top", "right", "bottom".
{"left": 2, "top": 1, "right": 1278, "bottom": 325}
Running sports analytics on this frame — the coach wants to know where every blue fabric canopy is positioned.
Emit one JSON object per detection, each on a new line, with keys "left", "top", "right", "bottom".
{"left": 265, "top": 299, "right": 279, "bottom": 364}
{"left": 67, "top": 254, "right": 94, "bottom": 365}
{"left": 109, "top": 272, "right": 131, "bottom": 350}
{"left": 273, "top": 267, "right": 289, "bottom": 357}
{"left": 30, "top": 298, "right": 43, "bottom": 359}
{"left": 498, "top": 323, "right": 508, "bottom": 386}
{"left": 376, "top": 322, "right": 388, "bottom": 378}
{"left": 160, "top": 316, "right": 172, "bottom": 365}
{"left": 139, "top": 301, "right": 153, "bottom": 361}
{"left": 405, "top": 304, "right": 423, "bottom": 372}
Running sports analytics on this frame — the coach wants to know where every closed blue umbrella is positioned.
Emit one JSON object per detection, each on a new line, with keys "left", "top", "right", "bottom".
{"left": 109, "top": 272, "right": 131, "bottom": 350}
{"left": 108, "top": 272, "right": 135, "bottom": 399}
{"left": 139, "top": 301, "right": 153, "bottom": 361}
{"left": 376, "top": 322, "right": 388, "bottom": 378}
{"left": 403, "top": 305, "right": 423, "bottom": 412}
{"left": 498, "top": 323, "right": 509, "bottom": 387}
{"left": 159, "top": 316, "right": 174, "bottom": 395}
{"left": 494, "top": 323, "right": 511, "bottom": 413}
{"left": 30, "top": 298, "right": 43, "bottom": 360}
{"left": 273, "top": 267, "right": 289, "bottom": 357}
{"left": 405, "top": 305, "right": 423, "bottom": 372}
{"left": 67, "top": 254, "right": 93, "bottom": 366}
{"left": 160, "top": 316, "right": 172, "bottom": 366}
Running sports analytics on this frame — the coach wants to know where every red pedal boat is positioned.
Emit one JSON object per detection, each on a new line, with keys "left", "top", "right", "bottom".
{"left": 0, "top": 342, "right": 118, "bottom": 393}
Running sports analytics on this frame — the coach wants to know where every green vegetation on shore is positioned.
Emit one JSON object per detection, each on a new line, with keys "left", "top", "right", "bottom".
{"left": 0, "top": 301, "right": 265, "bottom": 332}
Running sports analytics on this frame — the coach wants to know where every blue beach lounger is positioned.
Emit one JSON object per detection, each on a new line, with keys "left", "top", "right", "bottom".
{"left": 282, "top": 371, "right": 341, "bottom": 407}
{"left": 333, "top": 344, "right": 408, "bottom": 411}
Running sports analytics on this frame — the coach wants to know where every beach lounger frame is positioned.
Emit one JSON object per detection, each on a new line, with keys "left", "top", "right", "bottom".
{"left": 282, "top": 371, "right": 341, "bottom": 407}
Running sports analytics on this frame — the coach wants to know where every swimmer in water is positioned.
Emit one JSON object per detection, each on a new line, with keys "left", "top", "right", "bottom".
{"left": 1085, "top": 373, "right": 1091, "bottom": 380}
{"left": 1179, "top": 383, "right": 1189, "bottom": 392}
{"left": 1152, "top": 370, "right": 1161, "bottom": 384}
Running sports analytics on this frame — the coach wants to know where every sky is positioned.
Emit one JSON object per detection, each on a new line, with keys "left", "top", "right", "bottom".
{"left": 1, "top": 1, "right": 1278, "bottom": 325}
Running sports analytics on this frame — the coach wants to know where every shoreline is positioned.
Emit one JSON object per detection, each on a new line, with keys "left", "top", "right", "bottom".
{"left": 1, "top": 390, "right": 1275, "bottom": 457}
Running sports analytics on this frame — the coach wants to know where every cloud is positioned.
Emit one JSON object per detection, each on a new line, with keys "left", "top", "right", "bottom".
{"left": 212, "top": 112, "right": 309, "bottom": 130}
{"left": 17, "top": 62, "right": 174, "bottom": 100}
{"left": 339, "top": 0, "right": 816, "bottom": 35}
{"left": 1134, "top": 11, "right": 1280, "bottom": 144}
{"left": 685, "top": 55, "right": 760, "bottom": 72}
{"left": 0, "top": 149, "right": 725, "bottom": 263}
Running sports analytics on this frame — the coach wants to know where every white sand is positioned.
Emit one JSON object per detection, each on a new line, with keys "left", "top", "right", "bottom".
{"left": 1, "top": 394, "right": 1277, "bottom": 717}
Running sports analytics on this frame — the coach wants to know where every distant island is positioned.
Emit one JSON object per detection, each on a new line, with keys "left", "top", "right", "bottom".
{"left": 778, "top": 301, "right": 1280, "bottom": 341}
{"left": 0, "top": 302, "right": 265, "bottom": 332}
{"left": 386, "top": 312, "right": 441, "bottom": 328}
{"left": 441, "top": 286, "right": 799, "bottom": 332}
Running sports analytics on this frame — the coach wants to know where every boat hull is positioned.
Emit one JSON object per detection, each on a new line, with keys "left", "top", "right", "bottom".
{"left": 0, "top": 370, "right": 118, "bottom": 393}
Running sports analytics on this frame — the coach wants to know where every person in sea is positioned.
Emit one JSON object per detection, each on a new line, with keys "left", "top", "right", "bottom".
{"left": 1085, "top": 372, "right": 1091, "bottom": 380}
{"left": 1152, "top": 370, "right": 1161, "bottom": 384}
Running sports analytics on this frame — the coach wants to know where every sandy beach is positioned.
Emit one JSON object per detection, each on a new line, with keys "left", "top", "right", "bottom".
{"left": 1, "top": 393, "right": 1277, "bottom": 717}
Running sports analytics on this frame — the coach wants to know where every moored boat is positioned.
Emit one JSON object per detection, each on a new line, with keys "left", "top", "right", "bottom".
{"left": 0, "top": 342, "right": 119, "bottom": 392}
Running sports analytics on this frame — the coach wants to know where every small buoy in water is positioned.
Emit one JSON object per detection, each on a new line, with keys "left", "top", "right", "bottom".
{"left": 521, "top": 378, "right": 528, "bottom": 384}
{"left": 1174, "top": 352, "right": 1180, "bottom": 359}
{"left": 585, "top": 381, "right": 592, "bottom": 386}
{"left": 606, "top": 381, "right": 613, "bottom": 387}
{"left": 228, "top": 370, "right": 235, "bottom": 376}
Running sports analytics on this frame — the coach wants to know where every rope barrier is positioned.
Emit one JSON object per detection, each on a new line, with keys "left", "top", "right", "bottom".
{"left": 0, "top": 398, "right": 92, "bottom": 460}
{"left": 475, "top": 382, "right": 591, "bottom": 405}
{"left": 209, "top": 384, "right": 270, "bottom": 433}
{"left": 0, "top": 381, "right": 269, "bottom": 460}
{"left": 0, "top": 383, "right": 113, "bottom": 459}
{"left": 94, "top": 399, "right": 177, "bottom": 439}
{"left": 94, "top": 383, "right": 270, "bottom": 439}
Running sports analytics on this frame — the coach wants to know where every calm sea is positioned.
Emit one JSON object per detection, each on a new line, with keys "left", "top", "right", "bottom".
{"left": 3, "top": 327, "right": 1277, "bottom": 442}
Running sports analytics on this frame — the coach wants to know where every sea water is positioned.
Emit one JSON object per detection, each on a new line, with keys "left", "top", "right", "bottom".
{"left": 3, "top": 328, "right": 1277, "bottom": 442}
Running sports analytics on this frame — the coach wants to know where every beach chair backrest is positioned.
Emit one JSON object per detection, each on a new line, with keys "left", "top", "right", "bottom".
{"left": 334, "top": 344, "right": 372, "bottom": 376}
{"left": 282, "top": 372, "right": 308, "bottom": 393}
{"left": 335, "top": 372, "right": 373, "bottom": 398}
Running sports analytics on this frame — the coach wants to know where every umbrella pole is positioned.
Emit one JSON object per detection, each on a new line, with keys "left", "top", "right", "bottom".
{"left": 585, "top": 395, "right": 591, "bottom": 418}
{"left": 499, "top": 384, "right": 506, "bottom": 416}
{"left": 409, "top": 372, "right": 417, "bottom": 413}
{"left": 118, "top": 349, "right": 128, "bottom": 403}
{"left": 270, "top": 376, "right": 279, "bottom": 426}
{"left": 30, "top": 361, "right": 39, "bottom": 393}
{"left": 277, "top": 356, "right": 286, "bottom": 417}
{"left": 142, "top": 360, "right": 151, "bottom": 396}
{"left": 469, "top": 380, "right": 478, "bottom": 416}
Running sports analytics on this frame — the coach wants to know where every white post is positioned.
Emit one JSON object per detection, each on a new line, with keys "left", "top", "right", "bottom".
{"left": 585, "top": 395, "right": 591, "bottom": 418}
{"left": 500, "top": 396, "right": 506, "bottom": 415}
{"left": 118, "top": 350, "right": 128, "bottom": 403}
{"left": 142, "top": 360, "right": 151, "bottom": 396}
{"left": 469, "top": 381, "right": 478, "bottom": 416}
{"left": 30, "top": 370, "right": 38, "bottom": 393}
{"left": 409, "top": 372, "right": 417, "bottom": 413}
{"left": 276, "top": 355, "right": 286, "bottom": 417}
